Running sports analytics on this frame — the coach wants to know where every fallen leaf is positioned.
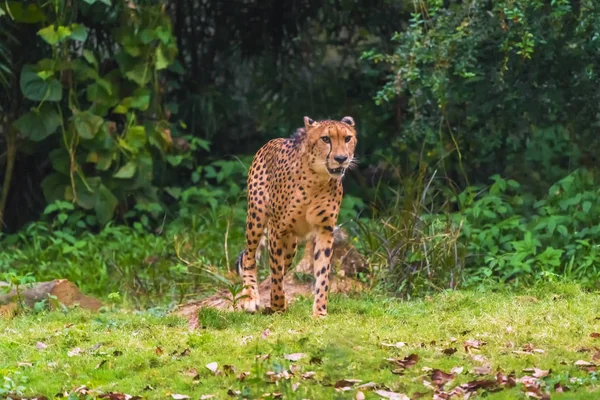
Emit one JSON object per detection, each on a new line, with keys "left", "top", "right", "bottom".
{"left": 292, "top": 382, "right": 300, "bottom": 392}
{"left": 374, "top": 390, "right": 410, "bottom": 400}
{"left": 554, "top": 383, "right": 569, "bottom": 392}
{"left": 450, "top": 366, "right": 464, "bottom": 375}
{"left": 155, "top": 347, "right": 163, "bottom": 355}
{"left": 255, "top": 354, "right": 270, "bottom": 361}
{"left": 574, "top": 360, "right": 595, "bottom": 367}
{"left": 464, "top": 339, "right": 486, "bottom": 353}
{"left": 387, "top": 353, "right": 419, "bottom": 369}
{"left": 284, "top": 353, "right": 305, "bottom": 361}
{"left": 261, "top": 329, "right": 271, "bottom": 339}
{"left": 471, "top": 354, "right": 488, "bottom": 363}
{"left": 335, "top": 379, "right": 362, "bottom": 389}
{"left": 17, "top": 362, "right": 33, "bottom": 367}
{"left": 206, "top": 362, "right": 218, "bottom": 373}
{"left": 227, "top": 389, "right": 241, "bottom": 396}
{"left": 473, "top": 365, "right": 492, "bottom": 375}
{"left": 68, "top": 347, "right": 83, "bottom": 357}
{"left": 357, "top": 382, "right": 379, "bottom": 390}
{"left": 356, "top": 391, "right": 366, "bottom": 400}
{"left": 301, "top": 371, "right": 316, "bottom": 379}
{"left": 99, "top": 393, "right": 141, "bottom": 400}
{"left": 381, "top": 341, "right": 406, "bottom": 348}
{"left": 95, "top": 360, "right": 107, "bottom": 369}
{"left": 496, "top": 371, "right": 517, "bottom": 388}
{"left": 36, "top": 341, "right": 48, "bottom": 350}
{"left": 238, "top": 371, "right": 250, "bottom": 381}
{"left": 240, "top": 335, "right": 253, "bottom": 345}
{"left": 309, "top": 356, "right": 323, "bottom": 365}
{"left": 171, "top": 394, "right": 190, "bottom": 400}
{"left": 200, "top": 396, "right": 215, "bottom": 400}
{"left": 183, "top": 368, "right": 199, "bottom": 379}
{"left": 590, "top": 332, "right": 600, "bottom": 338}
{"left": 442, "top": 348, "right": 457, "bottom": 356}
{"left": 533, "top": 368, "right": 550, "bottom": 378}
{"left": 179, "top": 348, "right": 191, "bottom": 357}
{"left": 223, "top": 364, "right": 236, "bottom": 375}
{"left": 431, "top": 369, "right": 455, "bottom": 387}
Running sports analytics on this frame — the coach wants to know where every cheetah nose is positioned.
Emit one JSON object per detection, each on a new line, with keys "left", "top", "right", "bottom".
{"left": 334, "top": 155, "right": 348, "bottom": 164}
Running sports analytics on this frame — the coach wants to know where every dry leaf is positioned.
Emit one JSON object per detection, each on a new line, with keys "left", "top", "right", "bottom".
{"left": 381, "top": 342, "right": 406, "bottom": 348}
{"left": 335, "top": 379, "right": 362, "bottom": 389}
{"left": 301, "top": 371, "right": 316, "bottom": 379}
{"left": 387, "top": 353, "right": 419, "bottom": 369}
{"left": 473, "top": 366, "right": 492, "bottom": 375}
{"left": 68, "top": 347, "right": 83, "bottom": 357}
{"left": 17, "top": 362, "right": 33, "bottom": 367}
{"left": 450, "top": 366, "right": 464, "bottom": 375}
{"left": 442, "top": 348, "right": 457, "bottom": 355}
{"left": 574, "top": 360, "right": 594, "bottom": 366}
{"left": 431, "top": 369, "right": 455, "bottom": 387}
{"left": 35, "top": 341, "right": 48, "bottom": 350}
{"left": 284, "top": 353, "right": 305, "bottom": 361}
{"left": 155, "top": 347, "right": 163, "bottom": 355}
{"left": 200, "top": 396, "right": 215, "bottom": 400}
{"left": 464, "top": 340, "right": 486, "bottom": 353}
{"left": 374, "top": 390, "right": 410, "bottom": 400}
{"left": 206, "top": 362, "right": 218, "bottom": 373}
{"left": 261, "top": 329, "right": 271, "bottom": 339}
{"left": 590, "top": 332, "right": 600, "bottom": 338}
{"left": 171, "top": 395, "right": 190, "bottom": 400}
{"left": 240, "top": 335, "right": 253, "bottom": 345}
{"left": 356, "top": 391, "right": 366, "bottom": 400}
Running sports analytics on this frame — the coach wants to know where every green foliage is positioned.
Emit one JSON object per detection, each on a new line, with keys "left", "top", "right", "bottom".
{"left": 0, "top": 0, "right": 188, "bottom": 228}
{"left": 0, "top": 201, "right": 245, "bottom": 306}
{"left": 367, "top": 0, "right": 600, "bottom": 191}
{"left": 456, "top": 169, "right": 600, "bottom": 287}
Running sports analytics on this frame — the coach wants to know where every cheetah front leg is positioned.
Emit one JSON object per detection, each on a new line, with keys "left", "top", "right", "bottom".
{"left": 312, "top": 227, "right": 334, "bottom": 317}
{"left": 268, "top": 229, "right": 297, "bottom": 312}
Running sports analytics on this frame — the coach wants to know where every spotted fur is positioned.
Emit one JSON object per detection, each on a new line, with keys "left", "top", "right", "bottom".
{"left": 238, "top": 116, "right": 357, "bottom": 317}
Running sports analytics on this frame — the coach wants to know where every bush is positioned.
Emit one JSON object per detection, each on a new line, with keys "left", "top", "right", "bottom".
{"left": 455, "top": 169, "right": 600, "bottom": 287}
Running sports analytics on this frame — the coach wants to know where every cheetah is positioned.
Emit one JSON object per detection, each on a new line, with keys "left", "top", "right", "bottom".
{"left": 236, "top": 116, "right": 357, "bottom": 317}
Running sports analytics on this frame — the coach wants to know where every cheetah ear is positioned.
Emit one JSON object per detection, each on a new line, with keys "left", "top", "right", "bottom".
{"left": 341, "top": 116, "right": 355, "bottom": 127}
{"left": 304, "top": 116, "right": 317, "bottom": 128}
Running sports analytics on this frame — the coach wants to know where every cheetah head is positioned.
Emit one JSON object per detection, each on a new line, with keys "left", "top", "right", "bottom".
{"left": 303, "top": 116, "right": 357, "bottom": 179}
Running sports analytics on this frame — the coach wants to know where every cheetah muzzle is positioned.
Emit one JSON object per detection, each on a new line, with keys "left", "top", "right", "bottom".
{"left": 237, "top": 115, "right": 358, "bottom": 317}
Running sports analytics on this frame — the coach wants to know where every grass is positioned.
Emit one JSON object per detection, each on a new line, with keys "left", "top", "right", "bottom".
{"left": 2, "top": 283, "right": 600, "bottom": 399}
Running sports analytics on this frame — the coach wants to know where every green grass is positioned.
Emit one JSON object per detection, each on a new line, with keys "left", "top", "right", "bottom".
{"left": 2, "top": 284, "right": 600, "bottom": 399}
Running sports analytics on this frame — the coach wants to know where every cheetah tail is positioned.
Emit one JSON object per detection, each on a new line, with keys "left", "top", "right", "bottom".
{"left": 235, "top": 249, "right": 245, "bottom": 277}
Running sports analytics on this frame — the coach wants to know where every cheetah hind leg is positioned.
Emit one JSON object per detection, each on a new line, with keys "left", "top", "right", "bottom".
{"left": 236, "top": 232, "right": 268, "bottom": 312}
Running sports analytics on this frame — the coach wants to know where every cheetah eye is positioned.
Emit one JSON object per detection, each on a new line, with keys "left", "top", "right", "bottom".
{"left": 321, "top": 136, "right": 331, "bottom": 144}
{"left": 344, "top": 136, "right": 352, "bottom": 143}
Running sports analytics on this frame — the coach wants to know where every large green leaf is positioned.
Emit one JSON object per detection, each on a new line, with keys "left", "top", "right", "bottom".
{"left": 20, "top": 65, "right": 62, "bottom": 102}
{"left": 38, "top": 25, "right": 72, "bottom": 45}
{"left": 119, "top": 126, "right": 146, "bottom": 153}
{"left": 4, "top": 2, "right": 46, "bottom": 23}
{"left": 49, "top": 148, "right": 70, "bottom": 175}
{"left": 13, "top": 104, "right": 61, "bottom": 141}
{"left": 73, "top": 110, "right": 104, "bottom": 140}
{"left": 41, "top": 173, "right": 68, "bottom": 203}
{"left": 95, "top": 185, "right": 118, "bottom": 225}
{"left": 125, "top": 62, "right": 152, "bottom": 86}
{"left": 113, "top": 161, "right": 137, "bottom": 179}
{"left": 155, "top": 46, "right": 169, "bottom": 70}
{"left": 69, "top": 24, "right": 88, "bottom": 42}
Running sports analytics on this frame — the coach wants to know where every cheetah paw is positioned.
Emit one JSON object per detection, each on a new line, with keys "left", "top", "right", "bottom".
{"left": 239, "top": 290, "right": 260, "bottom": 313}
